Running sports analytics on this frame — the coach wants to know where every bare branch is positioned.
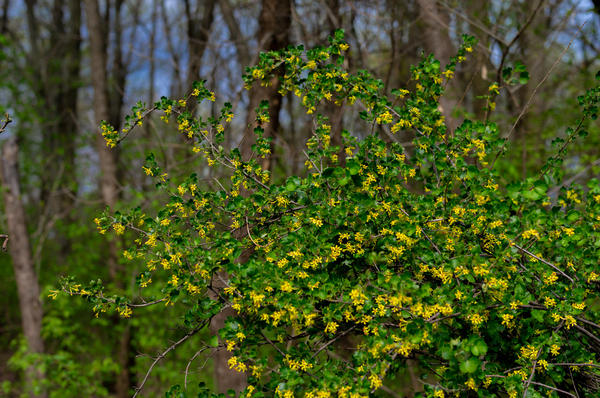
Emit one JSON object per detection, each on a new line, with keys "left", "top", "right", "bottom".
{"left": 512, "top": 243, "right": 574, "bottom": 283}
{"left": 133, "top": 325, "right": 204, "bottom": 398}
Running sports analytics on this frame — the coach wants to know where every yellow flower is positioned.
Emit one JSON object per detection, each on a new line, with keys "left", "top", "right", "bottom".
{"left": 304, "top": 60, "right": 317, "bottom": 70}
{"left": 464, "top": 378, "right": 477, "bottom": 391}
{"left": 565, "top": 315, "right": 576, "bottom": 329}
{"left": 501, "top": 313, "right": 514, "bottom": 327}
{"left": 118, "top": 306, "right": 132, "bottom": 318}
{"left": 142, "top": 166, "right": 153, "bottom": 176}
{"left": 369, "top": 374, "right": 382, "bottom": 389}
{"left": 469, "top": 313, "right": 484, "bottom": 328}
{"left": 543, "top": 272, "right": 558, "bottom": 285}
{"left": 520, "top": 345, "right": 538, "bottom": 360}
{"left": 310, "top": 217, "right": 323, "bottom": 227}
{"left": 522, "top": 229, "right": 540, "bottom": 239}
{"left": 325, "top": 321, "right": 338, "bottom": 334}
{"left": 113, "top": 223, "right": 125, "bottom": 235}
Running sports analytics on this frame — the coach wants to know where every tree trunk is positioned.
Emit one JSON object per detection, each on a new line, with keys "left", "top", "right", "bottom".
{"left": 240, "top": 0, "right": 291, "bottom": 170}
{"left": 321, "top": 0, "right": 346, "bottom": 166}
{"left": 210, "top": 2, "right": 291, "bottom": 394}
{"left": 84, "top": 2, "right": 132, "bottom": 397}
{"left": 1, "top": 137, "right": 47, "bottom": 398}
{"left": 209, "top": 274, "right": 247, "bottom": 394}
{"left": 184, "top": 0, "right": 216, "bottom": 113}
{"left": 218, "top": 0, "right": 250, "bottom": 67}
{"left": 417, "top": 0, "right": 458, "bottom": 131}
{"left": 24, "top": 0, "right": 82, "bottom": 256}
{"left": 84, "top": 0, "right": 119, "bottom": 258}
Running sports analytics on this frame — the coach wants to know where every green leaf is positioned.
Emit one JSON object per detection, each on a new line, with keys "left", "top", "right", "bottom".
{"left": 459, "top": 358, "right": 480, "bottom": 374}
{"left": 471, "top": 340, "right": 488, "bottom": 356}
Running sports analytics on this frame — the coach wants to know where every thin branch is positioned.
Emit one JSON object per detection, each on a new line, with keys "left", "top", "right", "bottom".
{"left": 0, "top": 113, "right": 11, "bottom": 134}
{"left": 245, "top": 216, "right": 262, "bottom": 247}
{"left": 551, "top": 362, "right": 600, "bottom": 369}
{"left": 491, "top": 17, "right": 588, "bottom": 168}
{"left": 311, "top": 325, "right": 356, "bottom": 360}
{"left": 184, "top": 346, "right": 210, "bottom": 389}
{"left": 495, "top": 0, "right": 545, "bottom": 84}
{"left": 133, "top": 325, "right": 204, "bottom": 398}
{"left": 522, "top": 347, "right": 543, "bottom": 398}
{"left": 528, "top": 381, "right": 576, "bottom": 397}
{"left": 569, "top": 366, "right": 581, "bottom": 398}
{"left": 512, "top": 243, "right": 574, "bottom": 283}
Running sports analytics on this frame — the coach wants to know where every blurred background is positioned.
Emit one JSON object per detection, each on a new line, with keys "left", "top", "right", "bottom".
{"left": 0, "top": 0, "right": 599, "bottom": 397}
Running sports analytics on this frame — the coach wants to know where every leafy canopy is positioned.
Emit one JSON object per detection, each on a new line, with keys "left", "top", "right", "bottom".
{"left": 57, "top": 30, "right": 600, "bottom": 398}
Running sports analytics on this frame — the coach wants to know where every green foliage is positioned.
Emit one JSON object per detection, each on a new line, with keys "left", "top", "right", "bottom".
{"left": 61, "top": 31, "right": 600, "bottom": 397}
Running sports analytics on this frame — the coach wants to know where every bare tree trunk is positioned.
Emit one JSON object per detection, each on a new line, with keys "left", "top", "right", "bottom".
{"left": 85, "top": 2, "right": 132, "bottom": 397}
{"left": 210, "top": 2, "right": 290, "bottom": 394}
{"left": 240, "top": 0, "right": 291, "bottom": 170}
{"left": 184, "top": 0, "right": 216, "bottom": 113}
{"left": 1, "top": 137, "right": 47, "bottom": 398}
{"left": 321, "top": 0, "right": 346, "bottom": 166}
{"left": 417, "top": 0, "right": 458, "bottom": 131}
{"left": 218, "top": 0, "right": 250, "bottom": 67}
{"left": 84, "top": 0, "right": 119, "bottom": 253}
{"left": 1, "top": 0, "right": 9, "bottom": 34}
{"left": 23, "top": 0, "right": 82, "bottom": 253}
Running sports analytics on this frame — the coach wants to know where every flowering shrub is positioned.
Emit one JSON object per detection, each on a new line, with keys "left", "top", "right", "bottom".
{"left": 59, "top": 31, "right": 600, "bottom": 397}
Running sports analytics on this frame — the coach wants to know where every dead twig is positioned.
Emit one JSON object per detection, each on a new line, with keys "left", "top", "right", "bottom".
{"left": 133, "top": 324, "right": 205, "bottom": 398}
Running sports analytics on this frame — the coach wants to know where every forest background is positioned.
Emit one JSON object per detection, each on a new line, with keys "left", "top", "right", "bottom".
{"left": 0, "top": 0, "right": 599, "bottom": 397}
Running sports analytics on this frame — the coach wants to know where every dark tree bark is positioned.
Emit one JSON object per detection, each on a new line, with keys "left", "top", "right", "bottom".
{"left": 218, "top": 0, "right": 250, "bottom": 67}
{"left": 417, "top": 0, "right": 458, "bottom": 131}
{"left": 0, "top": 0, "right": 9, "bottom": 34}
{"left": 1, "top": 137, "right": 47, "bottom": 398}
{"left": 23, "top": 0, "right": 82, "bottom": 238}
{"left": 84, "top": 0, "right": 119, "bottom": 221}
{"left": 184, "top": 0, "right": 216, "bottom": 113}
{"left": 240, "top": 0, "right": 291, "bottom": 171}
{"left": 108, "top": 0, "right": 126, "bottom": 131}
{"left": 321, "top": 0, "right": 346, "bottom": 166}
{"left": 210, "top": 1, "right": 291, "bottom": 394}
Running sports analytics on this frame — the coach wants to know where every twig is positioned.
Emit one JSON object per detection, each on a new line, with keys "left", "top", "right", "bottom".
{"left": 310, "top": 325, "right": 356, "bottom": 360}
{"left": 0, "top": 113, "right": 11, "bottom": 134}
{"left": 495, "top": 0, "right": 546, "bottom": 84}
{"left": 551, "top": 362, "right": 600, "bottom": 369}
{"left": 528, "top": 381, "right": 576, "bottom": 397}
{"left": 491, "top": 17, "right": 589, "bottom": 168}
{"left": 522, "top": 347, "right": 543, "bottom": 397}
{"left": 128, "top": 298, "right": 166, "bottom": 307}
{"left": 133, "top": 325, "right": 204, "bottom": 398}
{"left": 245, "top": 216, "right": 262, "bottom": 247}
{"left": 569, "top": 366, "right": 581, "bottom": 398}
{"left": 573, "top": 324, "right": 600, "bottom": 346}
{"left": 260, "top": 330, "right": 287, "bottom": 357}
{"left": 512, "top": 243, "right": 574, "bottom": 283}
{"left": 576, "top": 317, "right": 600, "bottom": 330}
{"left": 184, "top": 346, "right": 210, "bottom": 389}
